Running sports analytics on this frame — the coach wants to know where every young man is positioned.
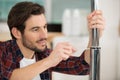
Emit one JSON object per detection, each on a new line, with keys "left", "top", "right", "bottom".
{"left": 0, "top": 1, "right": 105, "bottom": 80}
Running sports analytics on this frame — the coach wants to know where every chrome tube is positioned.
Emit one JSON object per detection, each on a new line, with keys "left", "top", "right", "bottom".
{"left": 89, "top": 0, "right": 101, "bottom": 80}
{"left": 90, "top": 47, "right": 101, "bottom": 80}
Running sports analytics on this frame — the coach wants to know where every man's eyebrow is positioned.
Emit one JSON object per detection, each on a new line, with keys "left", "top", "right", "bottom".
{"left": 30, "top": 23, "right": 47, "bottom": 29}
{"left": 30, "top": 26, "right": 40, "bottom": 30}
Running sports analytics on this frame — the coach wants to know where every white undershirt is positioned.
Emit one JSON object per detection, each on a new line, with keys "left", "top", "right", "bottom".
{"left": 20, "top": 56, "right": 41, "bottom": 80}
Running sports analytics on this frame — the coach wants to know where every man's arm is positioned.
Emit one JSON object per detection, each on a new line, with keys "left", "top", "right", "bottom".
{"left": 52, "top": 52, "right": 90, "bottom": 75}
{"left": 10, "top": 57, "right": 52, "bottom": 80}
{"left": 10, "top": 42, "right": 75, "bottom": 80}
{"left": 84, "top": 10, "right": 105, "bottom": 64}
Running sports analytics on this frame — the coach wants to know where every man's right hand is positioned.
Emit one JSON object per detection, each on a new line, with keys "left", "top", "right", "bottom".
{"left": 47, "top": 42, "right": 76, "bottom": 67}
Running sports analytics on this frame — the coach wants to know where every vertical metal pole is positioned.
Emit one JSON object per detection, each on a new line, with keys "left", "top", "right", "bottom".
{"left": 90, "top": 0, "right": 101, "bottom": 80}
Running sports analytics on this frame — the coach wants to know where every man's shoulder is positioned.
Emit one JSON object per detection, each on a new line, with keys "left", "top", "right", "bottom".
{"left": 0, "top": 40, "right": 18, "bottom": 55}
{"left": 0, "top": 40, "right": 15, "bottom": 47}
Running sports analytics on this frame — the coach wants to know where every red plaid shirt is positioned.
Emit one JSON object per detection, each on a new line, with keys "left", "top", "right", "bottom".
{"left": 0, "top": 40, "right": 89, "bottom": 80}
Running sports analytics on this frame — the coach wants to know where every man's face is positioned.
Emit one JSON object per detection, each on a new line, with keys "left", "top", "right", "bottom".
{"left": 21, "top": 14, "right": 48, "bottom": 52}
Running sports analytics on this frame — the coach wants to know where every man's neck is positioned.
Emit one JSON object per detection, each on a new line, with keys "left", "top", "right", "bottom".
{"left": 16, "top": 40, "right": 35, "bottom": 59}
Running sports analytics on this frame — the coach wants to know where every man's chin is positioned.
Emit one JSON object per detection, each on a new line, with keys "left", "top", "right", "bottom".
{"left": 35, "top": 46, "right": 47, "bottom": 52}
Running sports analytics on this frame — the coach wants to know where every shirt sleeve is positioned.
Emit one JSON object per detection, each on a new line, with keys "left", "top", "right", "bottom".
{"left": 52, "top": 51, "right": 90, "bottom": 75}
{"left": 0, "top": 43, "right": 13, "bottom": 80}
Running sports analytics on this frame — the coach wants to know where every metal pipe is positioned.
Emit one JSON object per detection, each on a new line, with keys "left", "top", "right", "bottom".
{"left": 89, "top": 0, "right": 101, "bottom": 80}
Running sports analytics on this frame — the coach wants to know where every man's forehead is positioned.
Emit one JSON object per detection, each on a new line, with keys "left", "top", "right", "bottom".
{"left": 25, "top": 14, "right": 47, "bottom": 27}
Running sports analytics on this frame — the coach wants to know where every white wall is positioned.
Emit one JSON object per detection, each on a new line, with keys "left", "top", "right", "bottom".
{"left": 0, "top": 22, "right": 9, "bottom": 32}
{"left": 99, "top": 0, "right": 120, "bottom": 80}
{"left": 117, "top": 0, "right": 120, "bottom": 79}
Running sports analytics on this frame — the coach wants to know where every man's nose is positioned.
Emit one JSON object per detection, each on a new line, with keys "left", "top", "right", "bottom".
{"left": 40, "top": 28, "right": 47, "bottom": 37}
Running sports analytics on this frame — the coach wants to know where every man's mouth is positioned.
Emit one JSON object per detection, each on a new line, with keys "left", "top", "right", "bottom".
{"left": 37, "top": 38, "right": 47, "bottom": 46}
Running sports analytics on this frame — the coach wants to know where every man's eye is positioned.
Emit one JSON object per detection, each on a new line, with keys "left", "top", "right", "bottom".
{"left": 32, "top": 28, "right": 39, "bottom": 31}
{"left": 44, "top": 25, "right": 47, "bottom": 29}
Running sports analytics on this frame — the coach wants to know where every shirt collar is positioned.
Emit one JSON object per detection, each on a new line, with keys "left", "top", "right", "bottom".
{"left": 11, "top": 40, "right": 24, "bottom": 62}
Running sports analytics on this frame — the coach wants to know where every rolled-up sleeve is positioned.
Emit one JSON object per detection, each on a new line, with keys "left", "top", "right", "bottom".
{"left": 52, "top": 51, "right": 90, "bottom": 75}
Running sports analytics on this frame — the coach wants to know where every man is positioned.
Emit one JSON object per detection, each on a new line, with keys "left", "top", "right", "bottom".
{"left": 0, "top": 1, "right": 105, "bottom": 80}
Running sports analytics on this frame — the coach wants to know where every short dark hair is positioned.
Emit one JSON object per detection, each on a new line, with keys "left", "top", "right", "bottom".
{"left": 7, "top": 1, "right": 45, "bottom": 39}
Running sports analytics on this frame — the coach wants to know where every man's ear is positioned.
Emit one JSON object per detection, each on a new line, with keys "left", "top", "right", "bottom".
{"left": 11, "top": 27, "right": 22, "bottom": 39}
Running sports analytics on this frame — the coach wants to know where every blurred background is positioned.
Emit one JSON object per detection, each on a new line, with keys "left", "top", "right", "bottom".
{"left": 0, "top": 0, "right": 120, "bottom": 80}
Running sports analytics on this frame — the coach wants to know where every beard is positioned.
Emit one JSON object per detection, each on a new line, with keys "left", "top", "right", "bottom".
{"left": 22, "top": 35, "right": 47, "bottom": 52}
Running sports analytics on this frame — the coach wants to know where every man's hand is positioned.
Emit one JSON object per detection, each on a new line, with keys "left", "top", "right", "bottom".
{"left": 48, "top": 42, "right": 76, "bottom": 67}
{"left": 87, "top": 10, "right": 105, "bottom": 38}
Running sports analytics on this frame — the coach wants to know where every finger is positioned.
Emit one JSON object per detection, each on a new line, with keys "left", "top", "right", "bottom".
{"left": 63, "top": 49, "right": 73, "bottom": 56}
{"left": 87, "top": 10, "right": 96, "bottom": 19}
{"left": 88, "top": 16, "right": 105, "bottom": 29}
{"left": 96, "top": 24, "right": 104, "bottom": 30}
{"left": 89, "top": 18, "right": 104, "bottom": 26}
{"left": 89, "top": 23, "right": 105, "bottom": 30}
{"left": 87, "top": 10, "right": 103, "bottom": 19}
{"left": 88, "top": 10, "right": 103, "bottom": 22}
{"left": 94, "top": 10, "right": 103, "bottom": 15}
{"left": 88, "top": 15, "right": 104, "bottom": 23}
{"left": 62, "top": 42, "right": 76, "bottom": 52}
{"left": 61, "top": 53, "right": 70, "bottom": 60}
